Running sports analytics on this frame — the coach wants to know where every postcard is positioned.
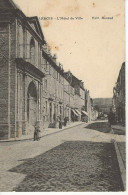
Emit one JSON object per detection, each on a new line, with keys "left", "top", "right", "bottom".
{"left": 0, "top": 0, "right": 126, "bottom": 192}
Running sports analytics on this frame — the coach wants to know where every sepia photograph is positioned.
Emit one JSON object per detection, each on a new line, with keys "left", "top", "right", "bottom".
{"left": 0, "top": 0, "right": 126, "bottom": 192}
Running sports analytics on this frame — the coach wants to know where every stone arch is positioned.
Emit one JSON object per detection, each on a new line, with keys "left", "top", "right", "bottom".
{"left": 27, "top": 81, "right": 37, "bottom": 126}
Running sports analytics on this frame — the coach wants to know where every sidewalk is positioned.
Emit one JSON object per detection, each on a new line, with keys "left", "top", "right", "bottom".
{"left": 111, "top": 125, "right": 126, "bottom": 168}
{"left": 116, "top": 142, "right": 126, "bottom": 168}
{"left": 0, "top": 121, "right": 85, "bottom": 143}
{"left": 111, "top": 125, "right": 125, "bottom": 135}
{"left": 111, "top": 125, "right": 126, "bottom": 190}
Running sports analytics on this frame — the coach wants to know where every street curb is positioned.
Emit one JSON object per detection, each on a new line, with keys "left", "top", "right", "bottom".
{"left": 111, "top": 128, "right": 126, "bottom": 191}
{"left": 111, "top": 125, "right": 125, "bottom": 131}
{"left": 113, "top": 141, "right": 126, "bottom": 191}
{"left": 112, "top": 127, "right": 125, "bottom": 131}
{"left": 0, "top": 122, "right": 86, "bottom": 143}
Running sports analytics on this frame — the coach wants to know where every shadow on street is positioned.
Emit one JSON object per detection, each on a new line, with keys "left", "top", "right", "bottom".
{"left": 85, "top": 122, "right": 111, "bottom": 133}
{"left": 9, "top": 141, "right": 123, "bottom": 192}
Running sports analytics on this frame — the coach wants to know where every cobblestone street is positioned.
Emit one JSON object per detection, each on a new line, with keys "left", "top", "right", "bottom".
{"left": 85, "top": 122, "right": 111, "bottom": 133}
{"left": 11, "top": 141, "right": 123, "bottom": 192}
{"left": 0, "top": 121, "right": 125, "bottom": 191}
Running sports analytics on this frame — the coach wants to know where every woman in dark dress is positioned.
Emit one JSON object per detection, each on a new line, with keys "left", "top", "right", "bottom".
{"left": 59, "top": 116, "right": 62, "bottom": 129}
{"left": 34, "top": 122, "right": 41, "bottom": 141}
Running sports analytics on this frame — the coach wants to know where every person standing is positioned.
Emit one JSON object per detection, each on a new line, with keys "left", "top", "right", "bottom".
{"left": 34, "top": 122, "right": 41, "bottom": 141}
{"left": 64, "top": 117, "right": 67, "bottom": 127}
{"left": 108, "top": 108, "right": 115, "bottom": 127}
{"left": 59, "top": 115, "right": 62, "bottom": 129}
{"left": 34, "top": 126, "right": 37, "bottom": 141}
{"left": 37, "top": 126, "right": 40, "bottom": 140}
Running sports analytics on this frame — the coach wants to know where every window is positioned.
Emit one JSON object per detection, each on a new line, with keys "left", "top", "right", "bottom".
{"left": 59, "top": 75, "right": 61, "bottom": 83}
{"left": 46, "top": 101, "right": 47, "bottom": 113}
{"left": 44, "top": 59, "right": 47, "bottom": 70}
{"left": 54, "top": 70, "right": 56, "bottom": 79}
{"left": 44, "top": 79, "right": 47, "bottom": 91}
{"left": 57, "top": 104, "right": 58, "bottom": 115}
{"left": 45, "top": 79, "right": 47, "bottom": 90}
{"left": 38, "top": 45, "right": 41, "bottom": 68}
{"left": 52, "top": 69, "right": 54, "bottom": 78}
{"left": 46, "top": 62, "right": 48, "bottom": 71}
{"left": 50, "top": 66, "right": 53, "bottom": 75}
{"left": 19, "top": 25, "right": 24, "bottom": 58}
{"left": 30, "top": 38, "right": 35, "bottom": 65}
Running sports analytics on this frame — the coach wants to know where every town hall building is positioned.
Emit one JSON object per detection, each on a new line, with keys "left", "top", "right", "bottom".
{"left": 0, "top": 0, "right": 88, "bottom": 140}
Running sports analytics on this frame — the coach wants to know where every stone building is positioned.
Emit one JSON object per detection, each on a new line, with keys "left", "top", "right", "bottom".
{"left": 63, "top": 72, "right": 77, "bottom": 122}
{"left": 41, "top": 46, "right": 65, "bottom": 128}
{"left": 0, "top": 0, "right": 87, "bottom": 140}
{"left": 112, "top": 62, "right": 125, "bottom": 125}
{"left": 63, "top": 73, "right": 71, "bottom": 122}
{"left": 0, "top": 0, "right": 46, "bottom": 139}
{"left": 84, "top": 91, "right": 98, "bottom": 122}
{"left": 90, "top": 99, "right": 98, "bottom": 121}
{"left": 85, "top": 90, "right": 92, "bottom": 121}
{"left": 72, "top": 75, "right": 86, "bottom": 121}
{"left": 69, "top": 83, "right": 75, "bottom": 121}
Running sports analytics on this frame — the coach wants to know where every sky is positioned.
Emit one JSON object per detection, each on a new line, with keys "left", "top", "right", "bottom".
{"left": 14, "top": 0, "right": 125, "bottom": 98}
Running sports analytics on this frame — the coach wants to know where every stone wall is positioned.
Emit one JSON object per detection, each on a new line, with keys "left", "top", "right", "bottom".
{"left": 0, "top": 18, "right": 17, "bottom": 139}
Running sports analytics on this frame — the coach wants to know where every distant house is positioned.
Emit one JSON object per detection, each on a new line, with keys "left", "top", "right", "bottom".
{"left": 93, "top": 98, "right": 113, "bottom": 114}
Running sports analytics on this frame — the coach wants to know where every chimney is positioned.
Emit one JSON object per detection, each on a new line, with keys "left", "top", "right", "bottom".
{"left": 43, "top": 44, "right": 48, "bottom": 53}
{"left": 61, "top": 64, "right": 64, "bottom": 71}
{"left": 53, "top": 54, "right": 57, "bottom": 62}
{"left": 47, "top": 49, "right": 51, "bottom": 57}
{"left": 59, "top": 63, "right": 62, "bottom": 68}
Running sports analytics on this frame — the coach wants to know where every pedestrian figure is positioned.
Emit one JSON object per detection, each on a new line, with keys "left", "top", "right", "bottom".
{"left": 37, "top": 126, "right": 40, "bottom": 140}
{"left": 59, "top": 115, "right": 62, "bottom": 129}
{"left": 108, "top": 108, "right": 115, "bottom": 127}
{"left": 34, "top": 127, "right": 37, "bottom": 141}
{"left": 64, "top": 117, "right": 67, "bottom": 126}
{"left": 34, "top": 122, "right": 41, "bottom": 141}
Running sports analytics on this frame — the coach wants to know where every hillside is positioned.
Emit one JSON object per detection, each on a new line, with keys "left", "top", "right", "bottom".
{"left": 93, "top": 98, "right": 112, "bottom": 114}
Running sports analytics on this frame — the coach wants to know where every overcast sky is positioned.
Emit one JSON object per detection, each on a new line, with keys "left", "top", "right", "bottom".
{"left": 14, "top": 0, "right": 125, "bottom": 98}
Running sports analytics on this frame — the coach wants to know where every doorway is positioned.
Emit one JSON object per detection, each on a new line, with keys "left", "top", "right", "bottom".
{"left": 27, "top": 82, "right": 37, "bottom": 126}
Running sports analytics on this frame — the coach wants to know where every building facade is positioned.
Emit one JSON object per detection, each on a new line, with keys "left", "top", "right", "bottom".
{"left": 0, "top": 0, "right": 89, "bottom": 140}
{"left": 85, "top": 90, "right": 92, "bottom": 121}
{"left": 69, "top": 74, "right": 86, "bottom": 121}
{"left": 112, "top": 62, "right": 125, "bottom": 125}
{"left": 41, "top": 46, "right": 65, "bottom": 129}
{"left": 0, "top": 0, "right": 46, "bottom": 139}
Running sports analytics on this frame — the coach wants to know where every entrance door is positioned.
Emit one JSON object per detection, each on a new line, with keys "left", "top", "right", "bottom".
{"left": 27, "top": 82, "right": 37, "bottom": 126}
{"left": 49, "top": 103, "right": 52, "bottom": 122}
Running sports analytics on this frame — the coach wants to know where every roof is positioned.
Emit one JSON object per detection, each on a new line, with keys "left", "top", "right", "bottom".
{"left": 27, "top": 16, "right": 45, "bottom": 42}
{"left": 42, "top": 50, "right": 64, "bottom": 76}
{"left": 0, "top": 0, "right": 18, "bottom": 9}
{"left": 0, "top": 0, "right": 45, "bottom": 44}
{"left": 117, "top": 62, "right": 125, "bottom": 82}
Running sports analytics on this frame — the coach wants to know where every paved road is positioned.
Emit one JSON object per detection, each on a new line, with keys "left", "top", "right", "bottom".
{"left": 0, "top": 121, "right": 125, "bottom": 191}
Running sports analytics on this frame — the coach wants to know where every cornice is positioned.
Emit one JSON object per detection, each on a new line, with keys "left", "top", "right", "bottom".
{"left": 16, "top": 58, "right": 45, "bottom": 81}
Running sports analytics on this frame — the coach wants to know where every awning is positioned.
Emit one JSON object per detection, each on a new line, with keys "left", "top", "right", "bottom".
{"left": 82, "top": 110, "right": 88, "bottom": 116}
{"left": 72, "top": 109, "right": 79, "bottom": 116}
{"left": 75, "top": 109, "right": 81, "bottom": 115}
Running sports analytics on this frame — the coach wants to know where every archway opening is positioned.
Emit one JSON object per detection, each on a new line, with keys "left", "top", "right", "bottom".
{"left": 27, "top": 82, "right": 37, "bottom": 126}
